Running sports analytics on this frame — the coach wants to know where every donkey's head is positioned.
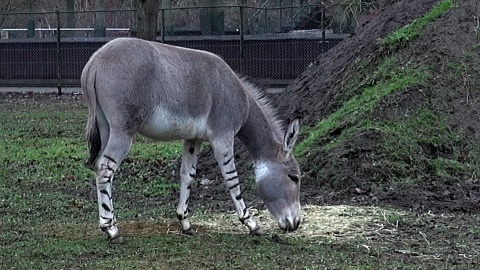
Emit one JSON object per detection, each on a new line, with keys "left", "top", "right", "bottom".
{"left": 255, "top": 119, "right": 301, "bottom": 232}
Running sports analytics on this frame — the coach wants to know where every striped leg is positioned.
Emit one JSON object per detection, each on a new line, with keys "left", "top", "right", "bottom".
{"left": 95, "top": 133, "right": 132, "bottom": 243}
{"left": 211, "top": 138, "right": 262, "bottom": 236}
{"left": 176, "top": 140, "right": 201, "bottom": 235}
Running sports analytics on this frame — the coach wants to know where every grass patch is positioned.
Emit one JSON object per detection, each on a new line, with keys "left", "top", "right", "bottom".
{"left": 1, "top": 200, "right": 478, "bottom": 269}
{"left": 362, "top": 107, "right": 477, "bottom": 183}
{"left": 1, "top": 93, "right": 479, "bottom": 268}
{"left": 380, "top": 0, "right": 454, "bottom": 48}
{"left": 296, "top": 56, "right": 431, "bottom": 156}
{"left": 297, "top": 0, "right": 457, "bottom": 156}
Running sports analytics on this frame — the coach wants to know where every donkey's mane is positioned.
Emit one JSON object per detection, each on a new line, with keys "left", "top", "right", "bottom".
{"left": 239, "top": 78, "right": 285, "bottom": 140}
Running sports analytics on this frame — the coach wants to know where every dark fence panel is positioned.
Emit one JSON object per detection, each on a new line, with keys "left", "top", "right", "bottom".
{"left": 0, "top": 34, "right": 346, "bottom": 87}
{"left": 0, "top": 4, "right": 375, "bottom": 87}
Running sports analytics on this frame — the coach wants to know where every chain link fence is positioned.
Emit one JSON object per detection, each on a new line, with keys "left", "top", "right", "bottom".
{"left": 0, "top": 4, "right": 377, "bottom": 91}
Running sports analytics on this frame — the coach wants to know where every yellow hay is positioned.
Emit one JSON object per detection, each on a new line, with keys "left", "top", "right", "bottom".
{"left": 37, "top": 205, "right": 407, "bottom": 242}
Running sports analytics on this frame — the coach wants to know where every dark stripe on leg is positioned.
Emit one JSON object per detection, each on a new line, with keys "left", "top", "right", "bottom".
{"left": 103, "top": 155, "right": 117, "bottom": 164}
{"left": 228, "top": 182, "right": 240, "bottom": 190}
{"left": 235, "top": 194, "right": 243, "bottom": 200}
{"left": 100, "top": 189, "right": 111, "bottom": 199}
{"left": 101, "top": 203, "right": 111, "bottom": 212}
{"left": 239, "top": 215, "right": 251, "bottom": 223}
{"left": 223, "top": 156, "right": 233, "bottom": 166}
{"left": 100, "top": 215, "right": 112, "bottom": 222}
{"left": 225, "top": 169, "right": 236, "bottom": 175}
{"left": 101, "top": 164, "right": 115, "bottom": 172}
{"left": 226, "top": 175, "right": 238, "bottom": 182}
{"left": 105, "top": 166, "right": 115, "bottom": 172}
{"left": 189, "top": 173, "right": 196, "bottom": 178}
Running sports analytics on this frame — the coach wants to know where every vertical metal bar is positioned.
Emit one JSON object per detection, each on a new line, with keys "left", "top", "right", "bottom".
{"left": 56, "top": 9, "right": 62, "bottom": 95}
{"left": 239, "top": 5, "right": 244, "bottom": 75}
{"left": 279, "top": 1, "right": 282, "bottom": 32}
{"left": 321, "top": 7, "right": 326, "bottom": 54}
{"left": 160, "top": 8, "right": 165, "bottom": 43}
{"left": 264, "top": 7, "right": 267, "bottom": 33}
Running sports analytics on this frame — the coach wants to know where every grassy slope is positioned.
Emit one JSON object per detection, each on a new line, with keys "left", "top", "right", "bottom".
{"left": 298, "top": 0, "right": 480, "bottom": 186}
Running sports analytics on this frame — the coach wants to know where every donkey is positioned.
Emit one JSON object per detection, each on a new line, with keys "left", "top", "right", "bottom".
{"left": 82, "top": 37, "right": 301, "bottom": 243}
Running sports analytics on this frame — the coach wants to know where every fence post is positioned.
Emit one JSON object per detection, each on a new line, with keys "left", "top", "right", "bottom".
{"left": 321, "top": 7, "right": 326, "bottom": 54}
{"left": 56, "top": 9, "right": 62, "bottom": 95}
{"left": 239, "top": 5, "right": 245, "bottom": 75}
{"left": 160, "top": 8, "right": 165, "bottom": 43}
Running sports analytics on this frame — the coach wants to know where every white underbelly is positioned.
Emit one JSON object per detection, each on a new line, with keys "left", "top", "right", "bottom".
{"left": 139, "top": 108, "right": 208, "bottom": 141}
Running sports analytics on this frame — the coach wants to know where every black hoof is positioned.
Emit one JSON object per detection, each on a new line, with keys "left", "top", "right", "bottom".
{"left": 108, "top": 234, "right": 124, "bottom": 244}
{"left": 182, "top": 228, "right": 196, "bottom": 235}
{"left": 250, "top": 226, "right": 264, "bottom": 236}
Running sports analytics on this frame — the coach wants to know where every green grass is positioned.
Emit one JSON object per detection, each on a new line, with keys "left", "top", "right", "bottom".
{"left": 0, "top": 228, "right": 392, "bottom": 269}
{"left": 0, "top": 97, "right": 479, "bottom": 269}
{"left": 380, "top": 0, "right": 454, "bottom": 47}
{"left": 296, "top": 56, "right": 431, "bottom": 156}
{"left": 360, "top": 107, "right": 479, "bottom": 183}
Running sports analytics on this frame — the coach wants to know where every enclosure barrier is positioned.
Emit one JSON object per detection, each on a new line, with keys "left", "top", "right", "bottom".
{"left": 0, "top": 4, "right": 377, "bottom": 94}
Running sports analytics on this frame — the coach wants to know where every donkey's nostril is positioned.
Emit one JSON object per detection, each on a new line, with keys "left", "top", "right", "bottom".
{"left": 285, "top": 218, "right": 300, "bottom": 232}
{"left": 294, "top": 217, "right": 301, "bottom": 228}
{"left": 278, "top": 216, "right": 301, "bottom": 232}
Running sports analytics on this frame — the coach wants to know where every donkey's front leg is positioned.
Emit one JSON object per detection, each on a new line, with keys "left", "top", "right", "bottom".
{"left": 176, "top": 140, "right": 202, "bottom": 235}
{"left": 211, "top": 138, "right": 263, "bottom": 236}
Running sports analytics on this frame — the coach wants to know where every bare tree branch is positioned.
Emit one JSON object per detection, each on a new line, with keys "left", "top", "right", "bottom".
{"left": 0, "top": 0, "right": 13, "bottom": 28}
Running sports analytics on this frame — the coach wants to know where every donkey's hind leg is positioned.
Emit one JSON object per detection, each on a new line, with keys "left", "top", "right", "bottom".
{"left": 211, "top": 137, "right": 263, "bottom": 236}
{"left": 95, "top": 131, "right": 133, "bottom": 243}
{"left": 176, "top": 140, "right": 202, "bottom": 235}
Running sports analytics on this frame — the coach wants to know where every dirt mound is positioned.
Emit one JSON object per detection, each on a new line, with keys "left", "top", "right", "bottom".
{"left": 194, "top": 0, "right": 480, "bottom": 214}
{"left": 271, "top": 0, "right": 480, "bottom": 213}
{"left": 278, "top": 0, "right": 439, "bottom": 122}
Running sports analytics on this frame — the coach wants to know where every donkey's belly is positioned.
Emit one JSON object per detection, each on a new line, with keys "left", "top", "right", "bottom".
{"left": 139, "top": 108, "right": 208, "bottom": 141}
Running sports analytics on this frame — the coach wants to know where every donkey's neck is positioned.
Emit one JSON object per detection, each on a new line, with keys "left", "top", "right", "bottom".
{"left": 236, "top": 96, "right": 283, "bottom": 163}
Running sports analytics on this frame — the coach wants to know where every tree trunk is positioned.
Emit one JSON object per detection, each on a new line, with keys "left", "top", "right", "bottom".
{"left": 0, "top": 1, "right": 12, "bottom": 29}
{"left": 136, "top": 0, "right": 159, "bottom": 40}
{"left": 94, "top": 0, "right": 106, "bottom": 37}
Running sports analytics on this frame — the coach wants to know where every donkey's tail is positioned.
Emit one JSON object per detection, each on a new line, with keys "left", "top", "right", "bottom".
{"left": 82, "top": 60, "right": 101, "bottom": 170}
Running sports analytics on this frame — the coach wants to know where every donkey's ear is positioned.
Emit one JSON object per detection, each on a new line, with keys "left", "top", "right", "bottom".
{"left": 283, "top": 119, "right": 300, "bottom": 155}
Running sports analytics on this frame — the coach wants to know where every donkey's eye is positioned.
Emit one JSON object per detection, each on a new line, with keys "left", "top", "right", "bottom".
{"left": 288, "top": 174, "right": 300, "bottom": 184}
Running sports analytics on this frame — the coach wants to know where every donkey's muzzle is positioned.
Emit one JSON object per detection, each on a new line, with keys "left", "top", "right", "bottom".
{"left": 278, "top": 216, "right": 301, "bottom": 232}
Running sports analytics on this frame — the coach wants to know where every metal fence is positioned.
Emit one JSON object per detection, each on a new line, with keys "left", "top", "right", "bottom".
{"left": 0, "top": 4, "right": 377, "bottom": 92}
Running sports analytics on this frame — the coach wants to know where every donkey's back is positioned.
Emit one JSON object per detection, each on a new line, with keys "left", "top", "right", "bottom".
{"left": 82, "top": 37, "right": 249, "bottom": 143}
